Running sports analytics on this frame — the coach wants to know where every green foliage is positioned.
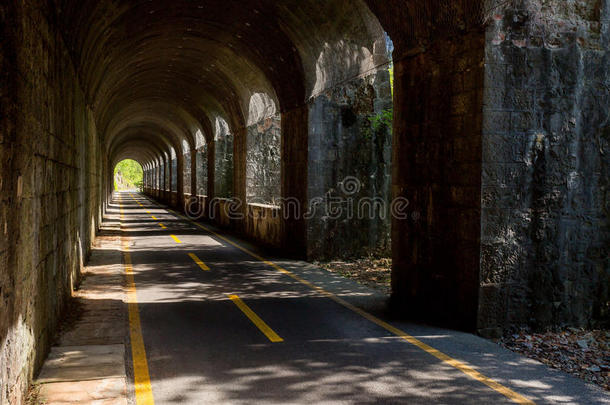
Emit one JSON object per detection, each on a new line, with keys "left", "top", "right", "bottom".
{"left": 114, "top": 159, "right": 143, "bottom": 191}
{"left": 363, "top": 107, "right": 393, "bottom": 140}
{"left": 361, "top": 62, "right": 394, "bottom": 140}
{"left": 370, "top": 108, "right": 393, "bottom": 133}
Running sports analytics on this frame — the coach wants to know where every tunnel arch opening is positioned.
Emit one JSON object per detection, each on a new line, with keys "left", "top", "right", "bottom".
{"left": 246, "top": 93, "right": 281, "bottom": 206}
{"left": 213, "top": 116, "right": 234, "bottom": 199}
{"left": 114, "top": 159, "right": 144, "bottom": 191}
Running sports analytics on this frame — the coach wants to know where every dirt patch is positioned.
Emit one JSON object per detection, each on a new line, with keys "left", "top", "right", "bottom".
{"left": 25, "top": 384, "right": 42, "bottom": 405}
{"left": 499, "top": 328, "right": 609, "bottom": 391}
{"left": 52, "top": 295, "right": 85, "bottom": 345}
{"left": 314, "top": 256, "right": 391, "bottom": 294}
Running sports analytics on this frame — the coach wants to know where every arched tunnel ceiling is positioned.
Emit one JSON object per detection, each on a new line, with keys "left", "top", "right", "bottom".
{"left": 54, "top": 0, "right": 389, "bottom": 164}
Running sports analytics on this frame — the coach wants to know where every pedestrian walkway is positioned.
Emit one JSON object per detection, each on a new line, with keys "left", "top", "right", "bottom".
{"left": 34, "top": 220, "right": 129, "bottom": 404}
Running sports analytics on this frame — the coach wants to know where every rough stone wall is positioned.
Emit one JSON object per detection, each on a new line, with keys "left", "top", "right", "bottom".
{"left": 196, "top": 144, "right": 208, "bottom": 196}
{"left": 479, "top": 0, "right": 610, "bottom": 335}
{"left": 246, "top": 115, "right": 281, "bottom": 204}
{"left": 161, "top": 162, "right": 166, "bottom": 191}
{"left": 171, "top": 158, "right": 177, "bottom": 192}
{"left": 0, "top": 1, "right": 102, "bottom": 403}
{"left": 306, "top": 70, "right": 392, "bottom": 260}
{"left": 183, "top": 152, "right": 191, "bottom": 194}
{"left": 215, "top": 128, "right": 234, "bottom": 198}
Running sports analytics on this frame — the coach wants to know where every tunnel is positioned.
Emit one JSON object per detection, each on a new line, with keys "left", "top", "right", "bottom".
{"left": 1, "top": 0, "right": 608, "bottom": 403}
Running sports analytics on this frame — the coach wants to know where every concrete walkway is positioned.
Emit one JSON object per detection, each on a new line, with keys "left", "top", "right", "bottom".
{"left": 34, "top": 192, "right": 609, "bottom": 404}
{"left": 34, "top": 220, "right": 128, "bottom": 404}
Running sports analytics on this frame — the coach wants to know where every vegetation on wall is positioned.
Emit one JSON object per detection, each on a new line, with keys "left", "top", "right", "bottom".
{"left": 368, "top": 108, "right": 393, "bottom": 135}
{"left": 114, "top": 159, "right": 143, "bottom": 190}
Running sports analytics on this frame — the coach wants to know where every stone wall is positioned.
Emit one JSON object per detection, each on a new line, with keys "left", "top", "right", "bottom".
{"left": 214, "top": 127, "right": 234, "bottom": 198}
{"left": 479, "top": 0, "right": 610, "bottom": 335}
{"left": 183, "top": 152, "right": 191, "bottom": 194}
{"left": 196, "top": 145, "right": 208, "bottom": 196}
{"left": 246, "top": 115, "right": 281, "bottom": 204}
{"left": 306, "top": 70, "right": 393, "bottom": 260}
{"left": 171, "top": 158, "right": 177, "bottom": 192}
{"left": 0, "top": 1, "right": 102, "bottom": 403}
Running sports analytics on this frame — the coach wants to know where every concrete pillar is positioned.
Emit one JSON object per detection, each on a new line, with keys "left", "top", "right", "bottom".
{"left": 176, "top": 152, "right": 184, "bottom": 210}
{"left": 163, "top": 159, "right": 168, "bottom": 202}
{"left": 167, "top": 155, "right": 174, "bottom": 206}
{"left": 157, "top": 161, "right": 161, "bottom": 198}
{"left": 281, "top": 105, "right": 308, "bottom": 258}
{"left": 389, "top": 32, "right": 485, "bottom": 331}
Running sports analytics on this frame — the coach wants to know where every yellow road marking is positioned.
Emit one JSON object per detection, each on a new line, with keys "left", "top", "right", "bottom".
{"left": 166, "top": 207, "right": 534, "bottom": 405}
{"left": 188, "top": 252, "right": 210, "bottom": 271}
{"left": 158, "top": 223, "right": 167, "bottom": 229}
{"left": 170, "top": 234, "right": 182, "bottom": 243}
{"left": 146, "top": 210, "right": 151, "bottom": 214}
{"left": 151, "top": 215, "right": 158, "bottom": 220}
{"left": 119, "top": 197, "right": 155, "bottom": 405}
{"left": 228, "top": 294, "right": 283, "bottom": 342}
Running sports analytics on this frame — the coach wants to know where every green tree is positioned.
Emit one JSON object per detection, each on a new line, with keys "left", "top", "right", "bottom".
{"left": 114, "top": 159, "right": 143, "bottom": 191}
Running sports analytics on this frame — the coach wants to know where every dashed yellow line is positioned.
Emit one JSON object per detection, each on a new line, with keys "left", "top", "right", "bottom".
{"left": 158, "top": 223, "right": 167, "bottom": 229}
{"left": 188, "top": 252, "right": 210, "bottom": 271}
{"left": 228, "top": 294, "right": 283, "bottom": 343}
{"left": 119, "top": 196, "right": 155, "bottom": 405}
{"left": 151, "top": 215, "right": 158, "bottom": 220}
{"left": 170, "top": 234, "right": 182, "bottom": 243}
{"left": 166, "top": 207, "right": 535, "bottom": 405}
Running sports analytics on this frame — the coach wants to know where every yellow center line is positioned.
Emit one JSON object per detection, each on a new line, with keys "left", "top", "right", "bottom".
{"left": 146, "top": 210, "right": 151, "bottom": 214}
{"left": 119, "top": 197, "right": 155, "bottom": 405}
{"left": 158, "top": 223, "right": 167, "bottom": 229}
{"left": 170, "top": 234, "right": 182, "bottom": 243}
{"left": 151, "top": 215, "right": 158, "bottom": 220}
{"left": 228, "top": 294, "right": 283, "bottom": 342}
{"left": 188, "top": 252, "right": 210, "bottom": 271}
{"left": 165, "top": 207, "right": 534, "bottom": 405}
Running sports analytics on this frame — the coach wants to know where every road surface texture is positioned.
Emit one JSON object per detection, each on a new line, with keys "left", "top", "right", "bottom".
{"left": 110, "top": 192, "right": 608, "bottom": 404}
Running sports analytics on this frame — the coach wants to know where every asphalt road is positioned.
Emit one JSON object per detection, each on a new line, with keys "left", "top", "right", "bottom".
{"left": 116, "top": 192, "right": 609, "bottom": 405}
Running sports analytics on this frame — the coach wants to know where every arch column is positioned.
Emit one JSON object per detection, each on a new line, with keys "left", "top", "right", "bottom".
{"left": 189, "top": 148, "right": 198, "bottom": 213}
{"left": 163, "top": 157, "right": 169, "bottom": 202}
{"left": 281, "top": 105, "right": 308, "bottom": 258}
{"left": 176, "top": 152, "right": 184, "bottom": 210}
{"left": 388, "top": 32, "right": 485, "bottom": 332}
{"left": 155, "top": 162, "right": 160, "bottom": 197}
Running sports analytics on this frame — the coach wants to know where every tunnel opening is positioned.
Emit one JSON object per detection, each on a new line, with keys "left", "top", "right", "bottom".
{"left": 114, "top": 159, "right": 144, "bottom": 192}
{"left": 246, "top": 92, "right": 281, "bottom": 206}
{"left": 213, "top": 117, "right": 234, "bottom": 200}
{"left": 195, "top": 130, "right": 208, "bottom": 197}
{"left": 304, "top": 30, "right": 395, "bottom": 261}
